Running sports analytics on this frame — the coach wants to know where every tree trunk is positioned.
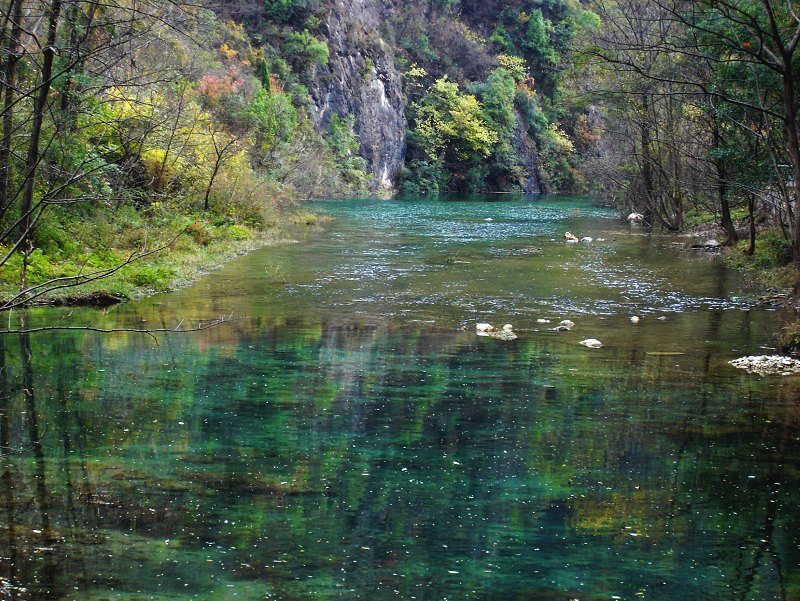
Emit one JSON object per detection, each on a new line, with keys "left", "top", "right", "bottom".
{"left": 204, "top": 161, "right": 221, "bottom": 212}
{"left": 19, "top": 0, "right": 63, "bottom": 254}
{"left": 0, "top": 0, "right": 23, "bottom": 217}
{"left": 712, "top": 118, "right": 737, "bottom": 244}
{"left": 747, "top": 193, "right": 756, "bottom": 256}
{"left": 783, "top": 67, "right": 800, "bottom": 287}
{"left": 640, "top": 94, "right": 655, "bottom": 224}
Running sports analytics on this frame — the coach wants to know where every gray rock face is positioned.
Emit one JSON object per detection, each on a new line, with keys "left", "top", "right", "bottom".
{"left": 310, "top": 0, "right": 406, "bottom": 193}
{"left": 511, "top": 110, "right": 543, "bottom": 194}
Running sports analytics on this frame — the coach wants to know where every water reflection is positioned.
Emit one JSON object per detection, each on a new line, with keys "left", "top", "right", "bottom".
{"left": 0, "top": 197, "right": 798, "bottom": 600}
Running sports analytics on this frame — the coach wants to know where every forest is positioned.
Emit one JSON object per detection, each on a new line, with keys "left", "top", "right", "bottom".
{"left": 1, "top": 0, "right": 799, "bottom": 306}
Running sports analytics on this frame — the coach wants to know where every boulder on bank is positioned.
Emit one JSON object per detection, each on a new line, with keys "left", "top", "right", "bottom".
{"left": 730, "top": 355, "right": 800, "bottom": 375}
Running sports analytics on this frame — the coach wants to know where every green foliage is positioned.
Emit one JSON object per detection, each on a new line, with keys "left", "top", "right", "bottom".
{"left": 283, "top": 30, "right": 329, "bottom": 70}
{"left": 415, "top": 77, "right": 498, "bottom": 161}
{"left": 489, "top": 24, "right": 514, "bottom": 53}
{"left": 248, "top": 87, "right": 298, "bottom": 149}
{"left": 683, "top": 209, "right": 717, "bottom": 228}
{"left": 730, "top": 230, "right": 794, "bottom": 270}
{"left": 263, "top": 0, "right": 321, "bottom": 25}
{"left": 222, "top": 224, "right": 254, "bottom": 241}
{"left": 326, "top": 113, "right": 371, "bottom": 191}
{"left": 522, "top": 9, "right": 558, "bottom": 81}
{"left": 497, "top": 54, "right": 529, "bottom": 83}
{"left": 264, "top": 0, "right": 298, "bottom": 22}
{"left": 399, "top": 160, "right": 446, "bottom": 195}
{"left": 404, "top": 75, "right": 502, "bottom": 192}
{"left": 393, "top": 0, "right": 597, "bottom": 194}
{"left": 129, "top": 264, "right": 174, "bottom": 290}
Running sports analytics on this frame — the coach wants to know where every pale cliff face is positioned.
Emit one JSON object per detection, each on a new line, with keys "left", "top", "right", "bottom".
{"left": 309, "top": 0, "right": 406, "bottom": 193}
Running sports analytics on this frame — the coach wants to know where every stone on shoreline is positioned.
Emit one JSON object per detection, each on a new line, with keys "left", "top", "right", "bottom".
{"left": 729, "top": 355, "right": 800, "bottom": 375}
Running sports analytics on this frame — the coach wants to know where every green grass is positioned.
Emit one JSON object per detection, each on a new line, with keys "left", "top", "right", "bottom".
{"left": 723, "top": 229, "right": 796, "bottom": 289}
{"left": 0, "top": 204, "right": 329, "bottom": 306}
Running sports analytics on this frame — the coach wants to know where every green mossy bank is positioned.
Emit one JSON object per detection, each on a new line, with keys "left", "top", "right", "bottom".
{"left": 0, "top": 207, "right": 331, "bottom": 307}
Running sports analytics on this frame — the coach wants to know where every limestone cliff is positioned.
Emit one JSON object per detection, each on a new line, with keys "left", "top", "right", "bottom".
{"left": 309, "top": 0, "right": 406, "bottom": 193}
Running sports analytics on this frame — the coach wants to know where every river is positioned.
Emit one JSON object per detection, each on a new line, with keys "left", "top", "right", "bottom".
{"left": 0, "top": 195, "right": 798, "bottom": 600}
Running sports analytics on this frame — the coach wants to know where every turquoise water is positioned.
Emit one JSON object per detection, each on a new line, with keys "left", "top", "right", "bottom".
{"left": 0, "top": 196, "right": 798, "bottom": 600}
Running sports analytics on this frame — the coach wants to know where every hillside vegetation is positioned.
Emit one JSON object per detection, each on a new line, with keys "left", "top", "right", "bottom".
{"left": 0, "top": 0, "right": 368, "bottom": 308}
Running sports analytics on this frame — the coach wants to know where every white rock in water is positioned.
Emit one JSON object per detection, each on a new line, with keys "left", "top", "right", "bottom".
{"left": 705, "top": 239, "right": 722, "bottom": 248}
{"left": 580, "top": 339, "right": 603, "bottom": 348}
{"left": 581, "top": 237, "right": 593, "bottom": 243}
{"left": 476, "top": 323, "right": 495, "bottom": 333}
{"left": 559, "top": 320, "right": 575, "bottom": 329}
{"left": 627, "top": 212, "right": 644, "bottom": 222}
{"left": 730, "top": 355, "right": 800, "bottom": 375}
{"left": 564, "top": 231, "right": 579, "bottom": 242}
{"left": 537, "top": 318, "right": 551, "bottom": 324}
{"left": 630, "top": 316, "right": 640, "bottom": 323}
{"left": 477, "top": 323, "right": 518, "bottom": 341}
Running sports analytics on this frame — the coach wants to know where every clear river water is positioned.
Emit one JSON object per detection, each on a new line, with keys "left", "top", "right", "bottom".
{"left": 1, "top": 196, "right": 799, "bottom": 600}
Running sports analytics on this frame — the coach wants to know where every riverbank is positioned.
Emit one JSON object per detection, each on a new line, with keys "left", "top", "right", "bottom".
{"left": 681, "top": 220, "right": 800, "bottom": 354}
{"left": 0, "top": 209, "right": 332, "bottom": 309}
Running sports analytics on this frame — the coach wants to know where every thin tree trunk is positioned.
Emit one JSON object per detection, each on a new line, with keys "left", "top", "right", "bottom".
{"left": 204, "top": 161, "right": 221, "bottom": 212}
{"left": 747, "top": 193, "right": 756, "bottom": 256}
{"left": 19, "top": 0, "right": 64, "bottom": 257}
{"left": 783, "top": 68, "right": 800, "bottom": 286}
{"left": 712, "top": 120, "right": 737, "bottom": 244}
{"left": 640, "top": 93, "right": 654, "bottom": 224}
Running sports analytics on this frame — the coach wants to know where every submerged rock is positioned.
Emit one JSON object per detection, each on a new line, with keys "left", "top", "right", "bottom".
{"left": 580, "top": 338, "right": 603, "bottom": 348}
{"left": 730, "top": 355, "right": 800, "bottom": 375}
{"left": 630, "top": 316, "right": 640, "bottom": 323}
{"left": 477, "top": 322, "right": 517, "bottom": 341}
{"left": 564, "top": 231, "right": 579, "bottom": 242}
{"left": 488, "top": 329, "right": 518, "bottom": 341}
{"left": 580, "top": 236, "right": 593, "bottom": 243}
{"left": 553, "top": 319, "right": 575, "bottom": 332}
{"left": 627, "top": 212, "right": 644, "bottom": 223}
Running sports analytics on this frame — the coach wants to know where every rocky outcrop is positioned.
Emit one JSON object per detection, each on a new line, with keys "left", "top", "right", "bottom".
{"left": 310, "top": 0, "right": 406, "bottom": 193}
{"left": 511, "top": 110, "right": 544, "bottom": 194}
